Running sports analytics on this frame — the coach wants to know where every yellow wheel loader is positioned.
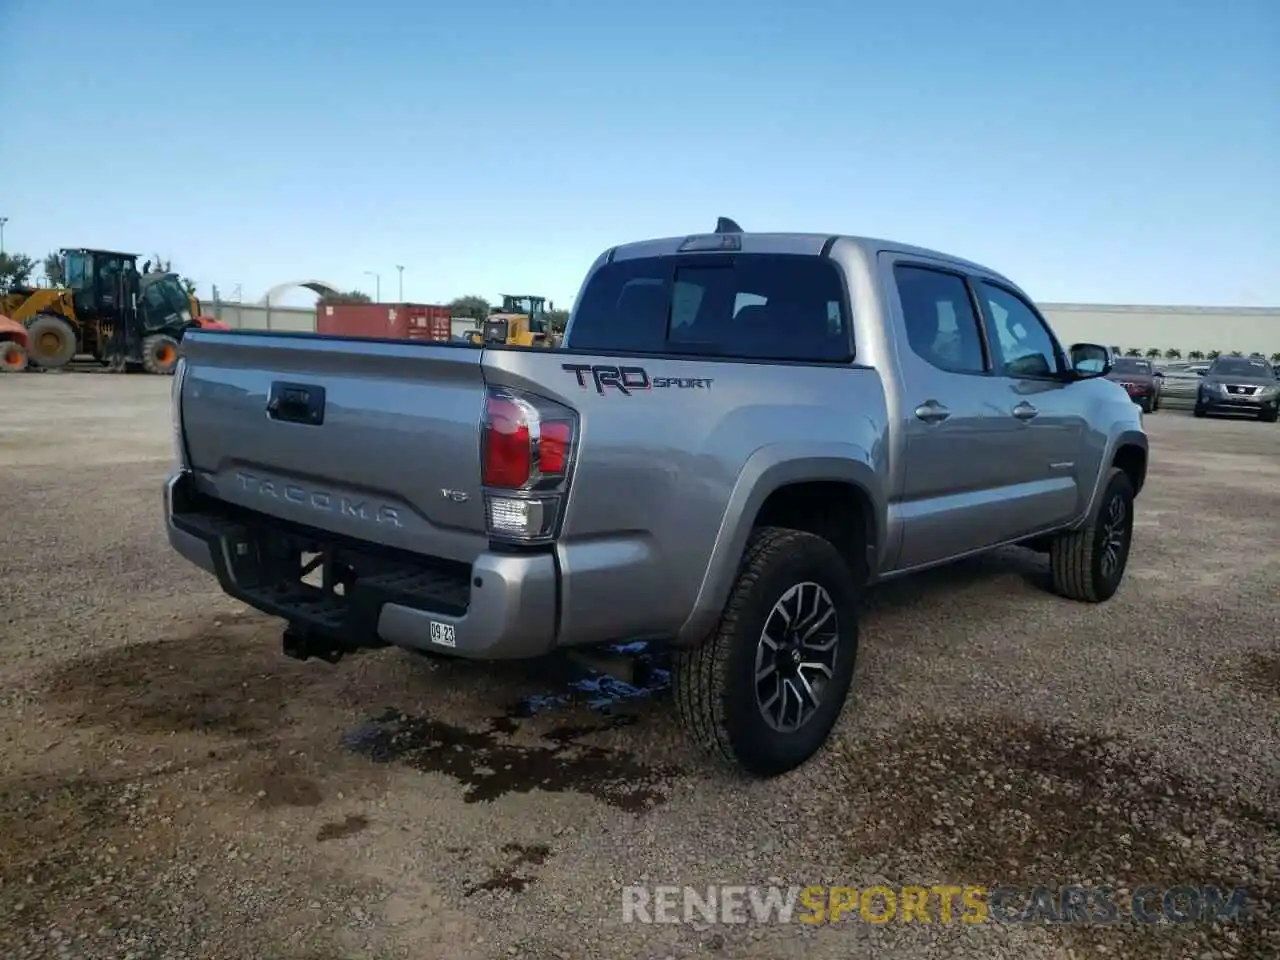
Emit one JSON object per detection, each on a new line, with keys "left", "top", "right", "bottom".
{"left": 483, "top": 294, "right": 553, "bottom": 347}
{"left": 0, "top": 249, "right": 226, "bottom": 373}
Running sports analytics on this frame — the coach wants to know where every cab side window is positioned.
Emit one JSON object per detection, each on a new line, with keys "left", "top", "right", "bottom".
{"left": 977, "top": 282, "right": 1062, "bottom": 379}
{"left": 893, "top": 264, "right": 987, "bottom": 374}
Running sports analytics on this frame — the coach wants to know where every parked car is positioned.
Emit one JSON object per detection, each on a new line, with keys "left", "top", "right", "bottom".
{"left": 1194, "top": 356, "right": 1280, "bottom": 422}
{"left": 1160, "top": 364, "right": 1210, "bottom": 405}
{"left": 163, "top": 220, "right": 1148, "bottom": 777}
{"left": 1106, "top": 357, "right": 1162, "bottom": 412}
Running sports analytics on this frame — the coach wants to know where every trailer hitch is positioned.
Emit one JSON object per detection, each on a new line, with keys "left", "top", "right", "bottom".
{"left": 282, "top": 624, "right": 354, "bottom": 664}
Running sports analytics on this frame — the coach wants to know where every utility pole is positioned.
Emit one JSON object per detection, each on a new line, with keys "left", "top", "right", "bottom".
{"left": 0, "top": 217, "right": 8, "bottom": 255}
{"left": 364, "top": 270, "right": 381, "bottom": 302}
{"left": 395, "top": 264, "right": 404, "bottom": 302}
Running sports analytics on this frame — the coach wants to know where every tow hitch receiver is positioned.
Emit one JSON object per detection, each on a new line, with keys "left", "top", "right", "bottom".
{"left": 282, "top": 623, "right": 369, "bottom": 664}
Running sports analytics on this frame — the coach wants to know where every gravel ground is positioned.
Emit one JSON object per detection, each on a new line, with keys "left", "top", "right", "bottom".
{"left": 0, "top": 372, "right": 1276, "bottom": 960}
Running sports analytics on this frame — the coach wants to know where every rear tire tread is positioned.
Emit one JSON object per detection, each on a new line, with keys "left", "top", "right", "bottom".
{"left": 674, "top": 526, "right": 856, "bottom": 776}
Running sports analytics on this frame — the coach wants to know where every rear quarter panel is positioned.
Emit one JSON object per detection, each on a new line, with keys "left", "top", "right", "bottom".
{"left": 483, "top": 350, "right": 889, "bottom": 646}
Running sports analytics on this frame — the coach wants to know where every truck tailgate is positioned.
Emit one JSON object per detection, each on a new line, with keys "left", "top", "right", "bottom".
{"left": 179, "top": 331, "right": 489, "bottom": 563}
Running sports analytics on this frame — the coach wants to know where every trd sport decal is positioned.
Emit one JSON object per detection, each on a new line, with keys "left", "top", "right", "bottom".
{"left": 561, "top": 363, "right": 714, "bottom": 396}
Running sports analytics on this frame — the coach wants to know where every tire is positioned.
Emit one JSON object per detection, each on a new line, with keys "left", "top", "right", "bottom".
{"left": 0, "top": 339, "right": 28, "bottom": 372}
{"left": 142, "top": 334, "right": 181, "bottom": 375}
{"left": 1261, "top": 407, "right": 1278, "bottom": 424}
{"left": 1193, "top": 403, "right": 1207, "bottom": 418}
{"left": 1140, "top": 397, "right": 1153, "bottom": 414}
{"left": 25, "top": 313, "right": 77, "bottom": 369}
{"left": 673, "top": 526, "right": 860, "bottom": 777}
{"left": 1049, "top": 467, "right": 1135, "bottom": 603}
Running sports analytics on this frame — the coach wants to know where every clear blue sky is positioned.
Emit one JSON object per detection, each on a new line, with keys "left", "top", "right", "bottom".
{"left": 1, "top": 0, "right": 1275, "bottom": 308}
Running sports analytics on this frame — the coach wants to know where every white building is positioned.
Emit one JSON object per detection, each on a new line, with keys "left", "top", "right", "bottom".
{"left": 1040, "top": 303, "right": 1279, "bottom": 359}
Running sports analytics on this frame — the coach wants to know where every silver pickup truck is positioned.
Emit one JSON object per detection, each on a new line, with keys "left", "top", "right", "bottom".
{"left": 164, "top": 219, "right": 1147, "bottom": 777}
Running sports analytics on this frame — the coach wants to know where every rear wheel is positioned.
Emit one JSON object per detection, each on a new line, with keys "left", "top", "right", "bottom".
{"left": 142, "top": 334, "right": 181, "bottom": 375}
{"left": 673, "top": 527, "right": 860, "bottom": 777}
{"left": 0, "top": 339, "right": 28, "bottom": 372}
{"left": 25, "top": 314, "right": 77, "bottom": 369}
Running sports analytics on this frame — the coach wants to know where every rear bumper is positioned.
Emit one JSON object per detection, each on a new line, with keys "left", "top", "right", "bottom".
{"left": 164, "top": 471, "right": 558, "bottom": 660}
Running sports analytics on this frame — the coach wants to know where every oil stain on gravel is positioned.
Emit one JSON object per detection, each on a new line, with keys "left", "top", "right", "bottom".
{"left": 43, "top": 616, "right": 310, "bottom": 737}
{"left": 231, "top": 756, "right": 324, "bottom": 808}
{"left": 826, "top": 715, "right": 1278, "bottom": 957}
{"left": 0, "top": 772, "right": 164, "bottom": 948}
{"left": 316, "top": 814, "right": 369, "bottom": 842}
{"left": 464, "top": 842, "right": 553, "bottom": 896}
{"left": 1240, "top": 652, "right": 1279, "bottom": 696}
{"left": 342, "top": 708, "right": 675, "bottom": 811}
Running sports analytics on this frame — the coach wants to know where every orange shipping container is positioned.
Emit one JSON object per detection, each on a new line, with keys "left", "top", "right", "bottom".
{"left": 316, "top": 303, "right": 452, "bottom": 342}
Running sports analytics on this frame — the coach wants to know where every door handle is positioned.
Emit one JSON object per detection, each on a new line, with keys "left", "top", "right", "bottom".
{"left": 1012, "top": 402, "right": 1039, "bottom": 421}
{"left": 914, "top": 400, "right": 951, "bottom": 424}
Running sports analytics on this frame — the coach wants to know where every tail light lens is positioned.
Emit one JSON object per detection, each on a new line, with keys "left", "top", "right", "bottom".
{"left": 482, "top": 395, "right": 532, "bottom": 488}
{"left": 171, "top": 356, "right": 190, "bottom": 468}
{"left": 480, "top": 387, "right": 577, "bottom": 544}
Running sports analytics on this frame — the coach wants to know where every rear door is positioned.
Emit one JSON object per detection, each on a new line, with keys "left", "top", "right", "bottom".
{"left": 885, "top": 258, "right": 1030, "bottom": 568}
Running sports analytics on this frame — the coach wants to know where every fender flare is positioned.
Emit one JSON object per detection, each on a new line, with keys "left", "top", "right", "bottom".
{"left": 1080, "top": 427, "right": 1148, "bottom": 523}
{"left": 676, "top": 441, "right": 885, "bottom": 645}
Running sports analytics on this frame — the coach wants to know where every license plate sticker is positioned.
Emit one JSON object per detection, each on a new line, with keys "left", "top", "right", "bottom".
{"left": 429, "top": 620, "right": 457, "bottom": 648}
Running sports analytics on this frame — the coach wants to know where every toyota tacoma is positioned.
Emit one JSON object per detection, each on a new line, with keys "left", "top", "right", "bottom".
{"left": 164, "top": 219, "right": 1148, "bottom": 776}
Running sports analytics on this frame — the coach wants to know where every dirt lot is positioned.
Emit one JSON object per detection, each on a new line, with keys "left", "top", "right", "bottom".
{"left": 1, "top": 373, "right": 1276, "bottom": 960}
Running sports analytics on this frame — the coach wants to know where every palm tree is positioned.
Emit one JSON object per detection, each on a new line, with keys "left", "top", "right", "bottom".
{"left": 1145, "top": 347, "right": 1161, "bottom": 358}
{"left": 1207, "top": 349, "right": 1222, "bottom": 360}
{"left": 1271, "top": 352, "right": 1280, "bottom": 363}
{"left": 1125, "top": 347, "right": 1142, "bottom": 357}
{"left": 1228, "top": 350, "right": 1244, "bottom": 357}
{"left": 1164, "top": 348, "right": 1182, "bottom": 359}
{"left": 1188, "top": 350, "right": 1205, "bottom": 360}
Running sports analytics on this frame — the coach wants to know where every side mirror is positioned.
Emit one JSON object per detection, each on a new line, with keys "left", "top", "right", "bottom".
{"left": 1069, "top": 343, "right": 1111, "bottom": 379}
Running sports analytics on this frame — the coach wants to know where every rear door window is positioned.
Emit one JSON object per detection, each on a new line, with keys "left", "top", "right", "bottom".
{"left": 893, "top": 265, "right": 987, "bottom": 374}
{"left": 568, "top": 254, "right": 852, "bottom": 362}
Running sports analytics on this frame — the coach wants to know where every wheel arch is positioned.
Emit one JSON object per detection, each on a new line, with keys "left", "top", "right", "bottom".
{"left": 675, "top": 443, "right": 884, "bottom": 646}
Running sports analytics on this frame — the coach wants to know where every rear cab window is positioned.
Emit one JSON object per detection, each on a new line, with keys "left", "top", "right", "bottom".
{"left": 568, "top": 254, "right": 852, "bottom": 362}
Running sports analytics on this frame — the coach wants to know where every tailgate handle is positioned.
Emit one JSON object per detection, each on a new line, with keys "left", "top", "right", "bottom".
{"left": 267, "top": 382, "right": 325, "bottom": 425}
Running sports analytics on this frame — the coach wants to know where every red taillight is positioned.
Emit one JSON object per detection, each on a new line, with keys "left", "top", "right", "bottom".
{"left": 482, "top": 395, "right": 531, "bottom": 488}
{"left": 539, "top": 420, "right": 572, "bottom": 476}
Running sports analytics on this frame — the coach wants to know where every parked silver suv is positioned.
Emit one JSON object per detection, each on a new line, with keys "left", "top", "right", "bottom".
{"left": 1194, "top": 356, "right": 1280, "bottom": 422}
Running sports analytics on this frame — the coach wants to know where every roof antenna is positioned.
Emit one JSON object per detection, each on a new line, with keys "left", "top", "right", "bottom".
{"left": 715, "top": 216, "right": 743, "bottom": 234}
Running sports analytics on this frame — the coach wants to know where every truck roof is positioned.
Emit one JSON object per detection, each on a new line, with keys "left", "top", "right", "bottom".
{"left": 607, "top": 231, "right": 1015, "bottom": 286}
